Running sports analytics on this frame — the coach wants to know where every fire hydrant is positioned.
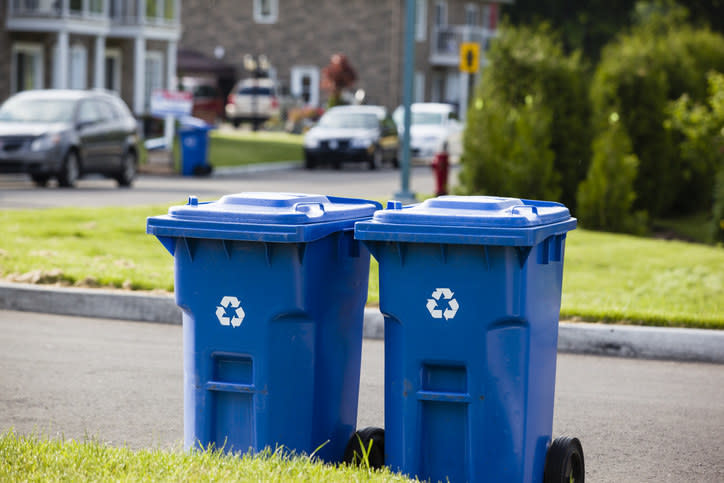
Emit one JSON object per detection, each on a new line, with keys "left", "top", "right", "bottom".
{"left": 431, "top": 145, "right": 449, "bottom": 197}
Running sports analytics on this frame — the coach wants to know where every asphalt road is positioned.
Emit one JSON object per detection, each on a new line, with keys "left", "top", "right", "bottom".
{"left": 0, "top": 164, "right": 445, "bottom": 209}
{"left": 1, "top": 310, "right": 723, "bottom": 482}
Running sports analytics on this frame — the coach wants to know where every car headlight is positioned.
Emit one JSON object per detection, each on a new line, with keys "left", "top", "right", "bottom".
{"left": 304, "top": 136, "right": 319, "bottom": 149}
{"left": 30, "top": 133, "right": 61, "bottom": 152}
{"left": 351, "top": 137, "right": 373, "bottom": 149}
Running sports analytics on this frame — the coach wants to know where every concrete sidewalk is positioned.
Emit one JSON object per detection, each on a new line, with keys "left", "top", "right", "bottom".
{"left": 1, "top": 281, "right": 722, "bottom": 364}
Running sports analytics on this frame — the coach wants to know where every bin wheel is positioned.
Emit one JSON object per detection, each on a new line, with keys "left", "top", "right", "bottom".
{"left": 544, "top": 436, "right": 585, "bottom": 483}
{"left": 343, "top": 427, "right": 385, "bottom": 469}
{"left": 31, "top": 175, "right": 49, "bottom": 187}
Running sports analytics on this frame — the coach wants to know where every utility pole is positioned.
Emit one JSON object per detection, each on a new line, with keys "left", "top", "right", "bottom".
{"left": 395, "top": 0, "right": 416, "bottom": 203}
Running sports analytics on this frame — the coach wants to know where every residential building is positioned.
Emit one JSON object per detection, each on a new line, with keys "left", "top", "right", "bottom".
{"left": 1, "top": 0, "right": 181, "bottom": 115}
{"left": 181, "top": 0, "right": 507, "bottom": 119}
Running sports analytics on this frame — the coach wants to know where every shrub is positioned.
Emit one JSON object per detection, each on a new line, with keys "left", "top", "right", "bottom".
{"left": 590, "top": 2, "right": 724, "bottom": 218}
{"left": 459, "top": 23, "right": 590, "bottom": 207}
{"left": 668, "top": 71, "right": 724, "bottom": 241}
{"left": 577, "top": 118, "right": 645, "bottom": 233}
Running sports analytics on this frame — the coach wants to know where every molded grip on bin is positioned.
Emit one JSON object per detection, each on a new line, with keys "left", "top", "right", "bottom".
{"left": 511, "top": 205, "right": 538, "bottom": 216}
{"left": 293, "top": 202, "right": 326, "bottom": 218}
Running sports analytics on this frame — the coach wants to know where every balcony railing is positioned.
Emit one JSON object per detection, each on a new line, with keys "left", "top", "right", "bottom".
{"left": 8, "top": 0, "right": 178, "bottom": 27}
{"left": 430, "top": 25, "right": 497, "bottom": 67}
{"left": 10, "top": 0, "right": 106, "bottom": 20}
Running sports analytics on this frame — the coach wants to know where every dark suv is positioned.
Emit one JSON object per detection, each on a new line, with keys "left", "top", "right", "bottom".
{"left": 0, "top": 89, "right": 140, "bottom": 188}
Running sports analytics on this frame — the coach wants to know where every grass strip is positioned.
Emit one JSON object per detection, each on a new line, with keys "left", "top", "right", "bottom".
{"left": 0, "top": 205, "right": 722, "bottom": 329}
{"left": 0, "top": 430, "right": 412, "bottom": 482}
{"left": 208, "top": 131, "right": 304, "bottom": 167}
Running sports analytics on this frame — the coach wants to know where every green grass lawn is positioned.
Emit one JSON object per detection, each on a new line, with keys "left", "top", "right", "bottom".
{"left": 0, "top": 205, "right": 722, "bottom": 329}
{"left": 0, "top": 431, "right": 411, "bottom": 482}
{"left": 208, "top": 130, "right": 304, "bottom": 167}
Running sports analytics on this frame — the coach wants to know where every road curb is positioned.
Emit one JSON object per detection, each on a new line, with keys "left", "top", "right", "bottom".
{"left": 1, "top": 282, "right": 722, "bottom": 364}
{"left": 212, "top": 161, "right": 301, "bottom": 177}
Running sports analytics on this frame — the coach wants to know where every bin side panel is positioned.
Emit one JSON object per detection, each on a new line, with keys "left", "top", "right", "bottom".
{"left": 175, "top": 234, "right": 368, "bottom": 463}
{"left": 306, "top": 231, "right": 369, "bottom": 461}
{"left": 376, "top": 241, "right": 565, "bottom": 483}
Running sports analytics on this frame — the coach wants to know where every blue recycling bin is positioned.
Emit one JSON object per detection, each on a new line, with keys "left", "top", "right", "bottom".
{"left": 179, "top": 117, "right": 212, "bottom": 176}
{"left": 146, "top": 192, "right": 380, "bottom": 462}
{"left": 354, "top": 196, "right": 579, "bottom": 483}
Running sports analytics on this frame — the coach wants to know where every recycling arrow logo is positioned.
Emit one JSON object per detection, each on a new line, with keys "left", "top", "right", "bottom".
{"left": 426, "top": 288, "right": 459, "bottom": 321}
{"left": 216, "top": 296, "right": 245, "bottom": 328}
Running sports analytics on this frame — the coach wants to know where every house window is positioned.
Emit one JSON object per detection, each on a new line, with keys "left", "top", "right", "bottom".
{"left": 482, "top": 5, "right": 491, "bottom": 29}
{"left": 11, "top": 43, "right": 44, "bottom": 93}
{"left": 144, "top": 51, "right": 164, "bottom": 110}
{"left": 254, "top": 0, "right": 278, "bottom": 24}
{"left": 434, "top": 1, "right": 447, "bottom": 27}
{"left": 105, "top": 48, "right": 122, "bottom": 93}
{"left": 465, "top": 3, "right": 478, "bottom": 26}
{"left": 415, "top": 0, "right": 427, "bottom": 42}
{"left": 291, "top": 66, "right": 320, "bottom": 107}
{"left": 70, "top": 44, "right": 88, "bottom": 89}
{"left": 414, "top": 71, "right": 425, "bottom": 102}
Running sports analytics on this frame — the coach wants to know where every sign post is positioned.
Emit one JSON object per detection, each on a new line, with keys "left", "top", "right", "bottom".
{"left": 395, "top": 0, "right": 417, "bottom": 203}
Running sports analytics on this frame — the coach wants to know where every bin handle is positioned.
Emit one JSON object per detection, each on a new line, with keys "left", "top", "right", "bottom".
{"left": 511, "top": 205, "right": 538, "bottom": 215}
{"left": 293, "top": 202, "right": 326, "bottom": 217}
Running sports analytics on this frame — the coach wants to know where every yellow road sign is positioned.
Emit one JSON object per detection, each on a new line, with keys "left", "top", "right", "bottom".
{"left": 460, "top": 42, "right": 480, "bottom": 73}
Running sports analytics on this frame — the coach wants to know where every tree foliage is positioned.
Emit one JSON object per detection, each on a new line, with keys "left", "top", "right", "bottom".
{"left": 577, "top": 119, "right": 645, "bottom": 233}
{"left": 589, "top": 3, "right": 724, "bottom": 219}
{"left": 459, "top": 23, "right": 589, "bottom": 207}
{"left": 321, "top": 54, "right": 357, "bottom": 108}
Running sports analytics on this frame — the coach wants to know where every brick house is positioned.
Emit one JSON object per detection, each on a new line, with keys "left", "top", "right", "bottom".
{"left": 1, "top": 0, "right": 181, "bottom": 115}
{"left": 181, "top": 0, "right": 506, "bottom": 119}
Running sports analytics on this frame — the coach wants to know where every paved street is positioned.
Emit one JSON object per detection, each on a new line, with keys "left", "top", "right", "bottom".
{"left": 1, "top": 310, "right": 723, "bottom": 481}
{"left": 0, "top": 164, "right": 448, "bottom": 209}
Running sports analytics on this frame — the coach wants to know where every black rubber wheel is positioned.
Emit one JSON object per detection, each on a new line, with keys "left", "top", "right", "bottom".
{"left": 343, "top": 427, "right": 385, "bottom": 469}
{"left": 368, "top": 147, "right": 382, "bottom": 170}
{"left": 544, "top": 436, "right": 585, "bottom": 483}
{"left": 304, "top": 153, "right": 316, "bottom": 170}
{"left": 57, "top": 150, "right": 80, "bottom": 188}
{"left": 116, "top": 150, "right": 137, "bottom": 187}
{"left": 31, "top": 175, "right": 49, "bottom": 187}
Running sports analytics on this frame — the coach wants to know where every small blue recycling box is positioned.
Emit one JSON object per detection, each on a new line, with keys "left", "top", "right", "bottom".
{"left": 354, "top": 196, "right": 578, "bottom": 483}
{"left": 178, "top": 117, "right": 212, "bottom": 176}
{"left": 146, "top": 192, "right": 380, "bottom": 462}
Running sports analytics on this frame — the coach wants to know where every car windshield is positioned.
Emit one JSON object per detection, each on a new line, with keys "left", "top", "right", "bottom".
{"left": 319, "top": 112, "right": 378, "bottom": 129}
{"left": 238, "top": 87, "right": 273, "bottom": 95}
{"left": 0, "top": 97, "right": 76, "bottom": 123}
{"left": 394, "top": 109, "right": 445, "bottom": 126}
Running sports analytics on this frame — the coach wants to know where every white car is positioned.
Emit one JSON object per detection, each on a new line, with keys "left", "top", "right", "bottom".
{"left": 225, "top": 78, "right": 280, "bottom": 128}
{"left": 393, "top": 103, "right": 463, "bottom": 163}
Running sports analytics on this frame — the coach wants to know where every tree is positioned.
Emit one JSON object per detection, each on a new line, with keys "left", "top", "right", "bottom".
{"left": 459, "top": 23, "right": 589, "bottom": 208}
{"left": 321, "top": 54, "right": 357, "bottom": 108}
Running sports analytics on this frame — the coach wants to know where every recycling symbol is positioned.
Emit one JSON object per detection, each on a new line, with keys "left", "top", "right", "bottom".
{"left": 426, "top": 288, "right": 459, "bottom": 321}
{"left": 216, "top": 296, "right": 245, "bottom": 328}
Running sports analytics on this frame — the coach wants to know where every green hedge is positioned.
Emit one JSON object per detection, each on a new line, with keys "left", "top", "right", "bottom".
{"left": 459, "top": 23, "right": 590, "bottom": 209}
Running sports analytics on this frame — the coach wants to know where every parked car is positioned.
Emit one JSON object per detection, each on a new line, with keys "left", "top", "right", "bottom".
{"left": 392, "top": 103, "right": 463, "bottom": 163}
{"left": 0, "top": 89, "right": 140, "bottom": 188}
{"left": 178, "top": 76, "right": 224, "bottom": 125}
{"left": 303, "top": 105, "right": 399, "bottom": 170}
{"left": 225, "top": 78, "right": 280, "bottom": 128}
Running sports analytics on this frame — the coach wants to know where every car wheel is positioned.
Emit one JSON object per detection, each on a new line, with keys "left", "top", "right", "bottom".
{"left": 116, "top": 150, "right": 137, "bottom": 187}
{"left": 368, "top": 147, "right": 382, "bottom": 170}
{"left": 304, "top": 153, "right": 316, "bottom": 170}
{"left": 57, "top": 150, "right": 80, "bottom": 188}
{"left": 31, "top": 175, "right": 50, "bottom": 187}
{"left": 233, "top": 119, "right": 241, "bottom": 128}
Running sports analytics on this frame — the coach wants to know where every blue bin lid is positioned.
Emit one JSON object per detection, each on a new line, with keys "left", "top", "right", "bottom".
{"left": 147, "top": 192, "right": 381, "bottom": 243}
{"left": 354, "top": 195, "right": 576, "bottom": 246}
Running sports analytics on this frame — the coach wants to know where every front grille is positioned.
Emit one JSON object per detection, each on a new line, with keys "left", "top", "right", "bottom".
{"left": 0, "top": 136, "right": 33, "bottom": 153}
{"left": 321, "top": 139, "right": 351, "bottom": 150}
